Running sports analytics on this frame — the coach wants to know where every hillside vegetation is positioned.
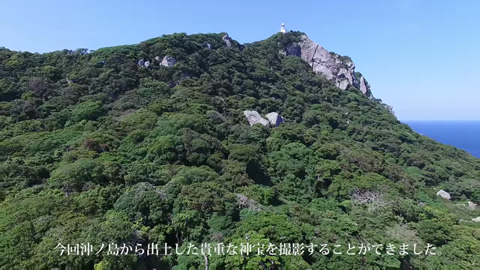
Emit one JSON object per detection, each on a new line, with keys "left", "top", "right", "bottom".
{"left": 0, "top": 32, "right": 479, "bottom": 269}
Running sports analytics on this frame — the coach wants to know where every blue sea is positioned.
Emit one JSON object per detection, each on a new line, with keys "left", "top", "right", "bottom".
{"left": 404, "top": 121, "right": 480, "bottom": 158}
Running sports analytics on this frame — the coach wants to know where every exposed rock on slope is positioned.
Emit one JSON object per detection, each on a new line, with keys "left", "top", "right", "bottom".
{"left": 161, "top": 56, "right": 176, "bottom": 67}
{"left": 222, "top": 34, "right": 233, "bottom": 47}
{"left": 265, "top": 112, "right": 284, "bottom": 127}
{"left": 359, "top": 76, "right": 369, "bottom": 95}
{"left": 468, "top": 201, "right": 477, "bottom": 210}
{"left": 243, "top": 110, "right": 270, "bottom": 126}
{"left": 243, "top": 110, "right": 284, "bottom": 127}
{"left": 436, "top": 190, "right": 451, "bottom": 200}
{"left": 284, "top": 34, "right": 369, "bottom": 94}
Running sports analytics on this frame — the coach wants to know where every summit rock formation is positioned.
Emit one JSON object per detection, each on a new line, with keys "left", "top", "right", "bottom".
{"left": 283, "top": 34, "right": 370, "bottom": 94}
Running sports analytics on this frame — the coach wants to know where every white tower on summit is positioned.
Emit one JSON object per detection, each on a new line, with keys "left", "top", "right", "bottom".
{"left": 280, "top": 22, "right": 286, "bottom": 33}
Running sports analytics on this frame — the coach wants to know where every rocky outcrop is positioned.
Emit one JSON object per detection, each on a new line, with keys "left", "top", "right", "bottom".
{"left": 284, "top": 35, "right": 369, "bottom": 93}
{"left": 472, "top": 217, "right": 480, "bottom": 222}
{"left": 244, "top": 110, "right": 270, "bottom": 126}
{"left": 359, "top": 76, "right": 369, "bottom": 95}
{"left": 161, "top": 56, "right": 176, "bottom": 67}
{"left": 244, "top": 111, "right": 285, "bottom": 127}
{"left": 265, "top": 112, "right": 284, "bottom": 127}
{"left": 436, "top": 190, "right": 451, "bottom": 200}
{"left": 468, "top": 201, "right": 477, "bottom": 210}
{"left": 222, "top": 34, "right": 232, "bottom": 47}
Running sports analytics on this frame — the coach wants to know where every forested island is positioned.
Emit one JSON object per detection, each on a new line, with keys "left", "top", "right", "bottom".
{"left": 0, "top": 31, "right": 479, "bottom": 269}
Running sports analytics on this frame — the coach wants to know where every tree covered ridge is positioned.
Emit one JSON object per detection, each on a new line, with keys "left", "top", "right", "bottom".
{"left": 0, "top": 32, "right": 479, "bottom": 269}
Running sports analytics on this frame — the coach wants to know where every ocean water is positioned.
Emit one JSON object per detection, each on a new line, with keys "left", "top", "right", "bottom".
{"left": 404, "top": 121, "right": 480, "bottom": 158}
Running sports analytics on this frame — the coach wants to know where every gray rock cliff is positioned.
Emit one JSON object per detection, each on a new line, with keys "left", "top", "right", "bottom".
{"left": 284, "top": 34, "right": 369, "bottom": 94}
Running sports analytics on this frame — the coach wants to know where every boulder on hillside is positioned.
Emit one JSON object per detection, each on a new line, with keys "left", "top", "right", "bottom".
{"left": 244, "top": 110, "right": 270, "bottom": 127}
{"left": 436, "top": 190, "right": 451, "bottom": 200}
{"left": 266, "top": 112, "right": 284, "bottom": 127}
{"left": 160, "top": 56, "right": 176, "bottom": 67}
{"left": 468, "top": 201, "right": 477, "bottom": 210}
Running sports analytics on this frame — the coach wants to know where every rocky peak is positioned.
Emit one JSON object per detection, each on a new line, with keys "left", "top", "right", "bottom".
{"left": 284, "top": 34, "right": 370, "bottom": 94}
{"left": 222, "top": 34, "right": 233, "bottom": 47}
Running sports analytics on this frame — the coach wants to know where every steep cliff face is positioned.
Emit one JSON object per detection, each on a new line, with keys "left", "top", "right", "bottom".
{"left": 284, "top": 34, "right": 370, "bottom": 95}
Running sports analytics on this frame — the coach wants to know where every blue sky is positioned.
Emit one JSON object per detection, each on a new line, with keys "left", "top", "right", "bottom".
{"left": 1, "top": 0, "right": 479, "bottom": 120}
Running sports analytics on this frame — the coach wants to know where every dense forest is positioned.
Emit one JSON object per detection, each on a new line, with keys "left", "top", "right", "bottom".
{"left": 0, "top": 32, "right": 479, "bottom": 269}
